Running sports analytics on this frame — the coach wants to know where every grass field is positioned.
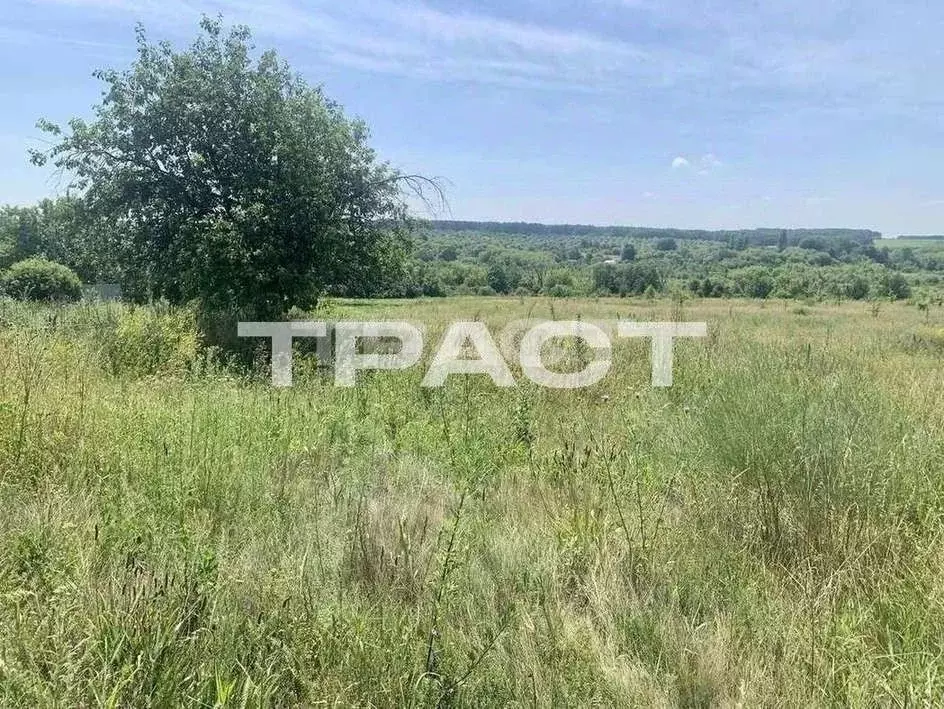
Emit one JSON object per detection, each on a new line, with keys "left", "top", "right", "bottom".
{"left": 880, "top": 237, "right": 944, "bottom": 250}
{"left": 1, "top": 296, "right": 943, "bottom": 707}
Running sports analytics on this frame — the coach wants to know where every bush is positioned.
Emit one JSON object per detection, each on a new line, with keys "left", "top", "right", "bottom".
{"left": 883, "top": 272, "right": 912, "bottom": 300}
{"left": 547, "top": 284, "right": 572, "bottom": 298}
{"left": 0, "top": 258, "right": 82, "bottom": 302}
{"left": 731, "top": 266, "right": 775, "bottom": 299}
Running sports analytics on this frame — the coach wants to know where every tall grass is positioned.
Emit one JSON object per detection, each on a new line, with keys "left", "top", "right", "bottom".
{"left": 0, "top": 296, "right": 942, "bottom": 706}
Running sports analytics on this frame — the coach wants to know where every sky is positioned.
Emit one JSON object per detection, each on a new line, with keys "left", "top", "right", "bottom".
{"left": 2, "top": 0, "right": 944, "bottom": 236}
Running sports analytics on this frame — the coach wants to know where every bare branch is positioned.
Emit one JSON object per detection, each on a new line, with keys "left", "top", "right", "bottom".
{"left": 382, "top": 173, "right": 452, "bottom": 218}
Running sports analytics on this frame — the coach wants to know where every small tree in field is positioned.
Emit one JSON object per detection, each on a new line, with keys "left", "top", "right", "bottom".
{"left": 31, "top": 18, "right": 439, "bottom": 318}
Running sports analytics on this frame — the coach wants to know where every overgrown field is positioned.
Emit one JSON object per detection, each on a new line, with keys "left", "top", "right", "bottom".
{"left": 0, "top": 296, "right": 942, "bottom": 706}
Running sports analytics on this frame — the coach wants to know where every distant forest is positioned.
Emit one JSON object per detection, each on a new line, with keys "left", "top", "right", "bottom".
{"left": 390, "top": 220, "right": 944, "bottom": 303}
{"left": 428, "top": 221, "right": 882, "bottom": 247}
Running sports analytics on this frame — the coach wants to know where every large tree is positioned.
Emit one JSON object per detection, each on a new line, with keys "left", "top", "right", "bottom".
{"left": 32, "top": 17, "right": 437, "bottom": 316}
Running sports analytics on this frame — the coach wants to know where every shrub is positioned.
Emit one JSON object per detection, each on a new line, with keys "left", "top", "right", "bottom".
{"left": 0, "top": 258, "right": 82, "bottom": 302}
{"left": 883, "top": 272, "right": 912, "bottom": 300}
{"left": 731, "top": 266, "right": 775, "bottom": 299}
{"left": 547, "top": 284, "right": 572, "bottom": 298}
{"left": 543, "top": 268, "right": 575, "bottom": 292}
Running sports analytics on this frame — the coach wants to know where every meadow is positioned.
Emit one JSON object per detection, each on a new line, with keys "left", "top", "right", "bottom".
{"left": 0, "top": 295, "right": 943, "bottom": 707}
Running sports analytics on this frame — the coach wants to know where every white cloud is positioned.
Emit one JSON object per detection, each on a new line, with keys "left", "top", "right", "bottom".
{"left": 672, "top": 154, "right": 721, "bottom": 173}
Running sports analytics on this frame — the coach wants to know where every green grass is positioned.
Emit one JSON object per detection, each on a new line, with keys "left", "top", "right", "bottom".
{"left": 0, "top": 296, "right": 943, "bottom": 706}
{"left": 880, "top": 237, "right": 944, "bottom": 249}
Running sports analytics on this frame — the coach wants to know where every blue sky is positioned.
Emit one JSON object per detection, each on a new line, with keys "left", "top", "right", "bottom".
{"left": 2, "top": 0, "right": 944, "bottom": 235}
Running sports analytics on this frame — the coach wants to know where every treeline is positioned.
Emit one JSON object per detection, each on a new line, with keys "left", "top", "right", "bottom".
{"left": 429, "top": 221, "right": 881, "bottom": 247}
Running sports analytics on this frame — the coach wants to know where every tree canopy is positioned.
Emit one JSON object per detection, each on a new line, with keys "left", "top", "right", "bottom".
{"left": 31, "top": 17, "right": 433, "bottom": 317}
